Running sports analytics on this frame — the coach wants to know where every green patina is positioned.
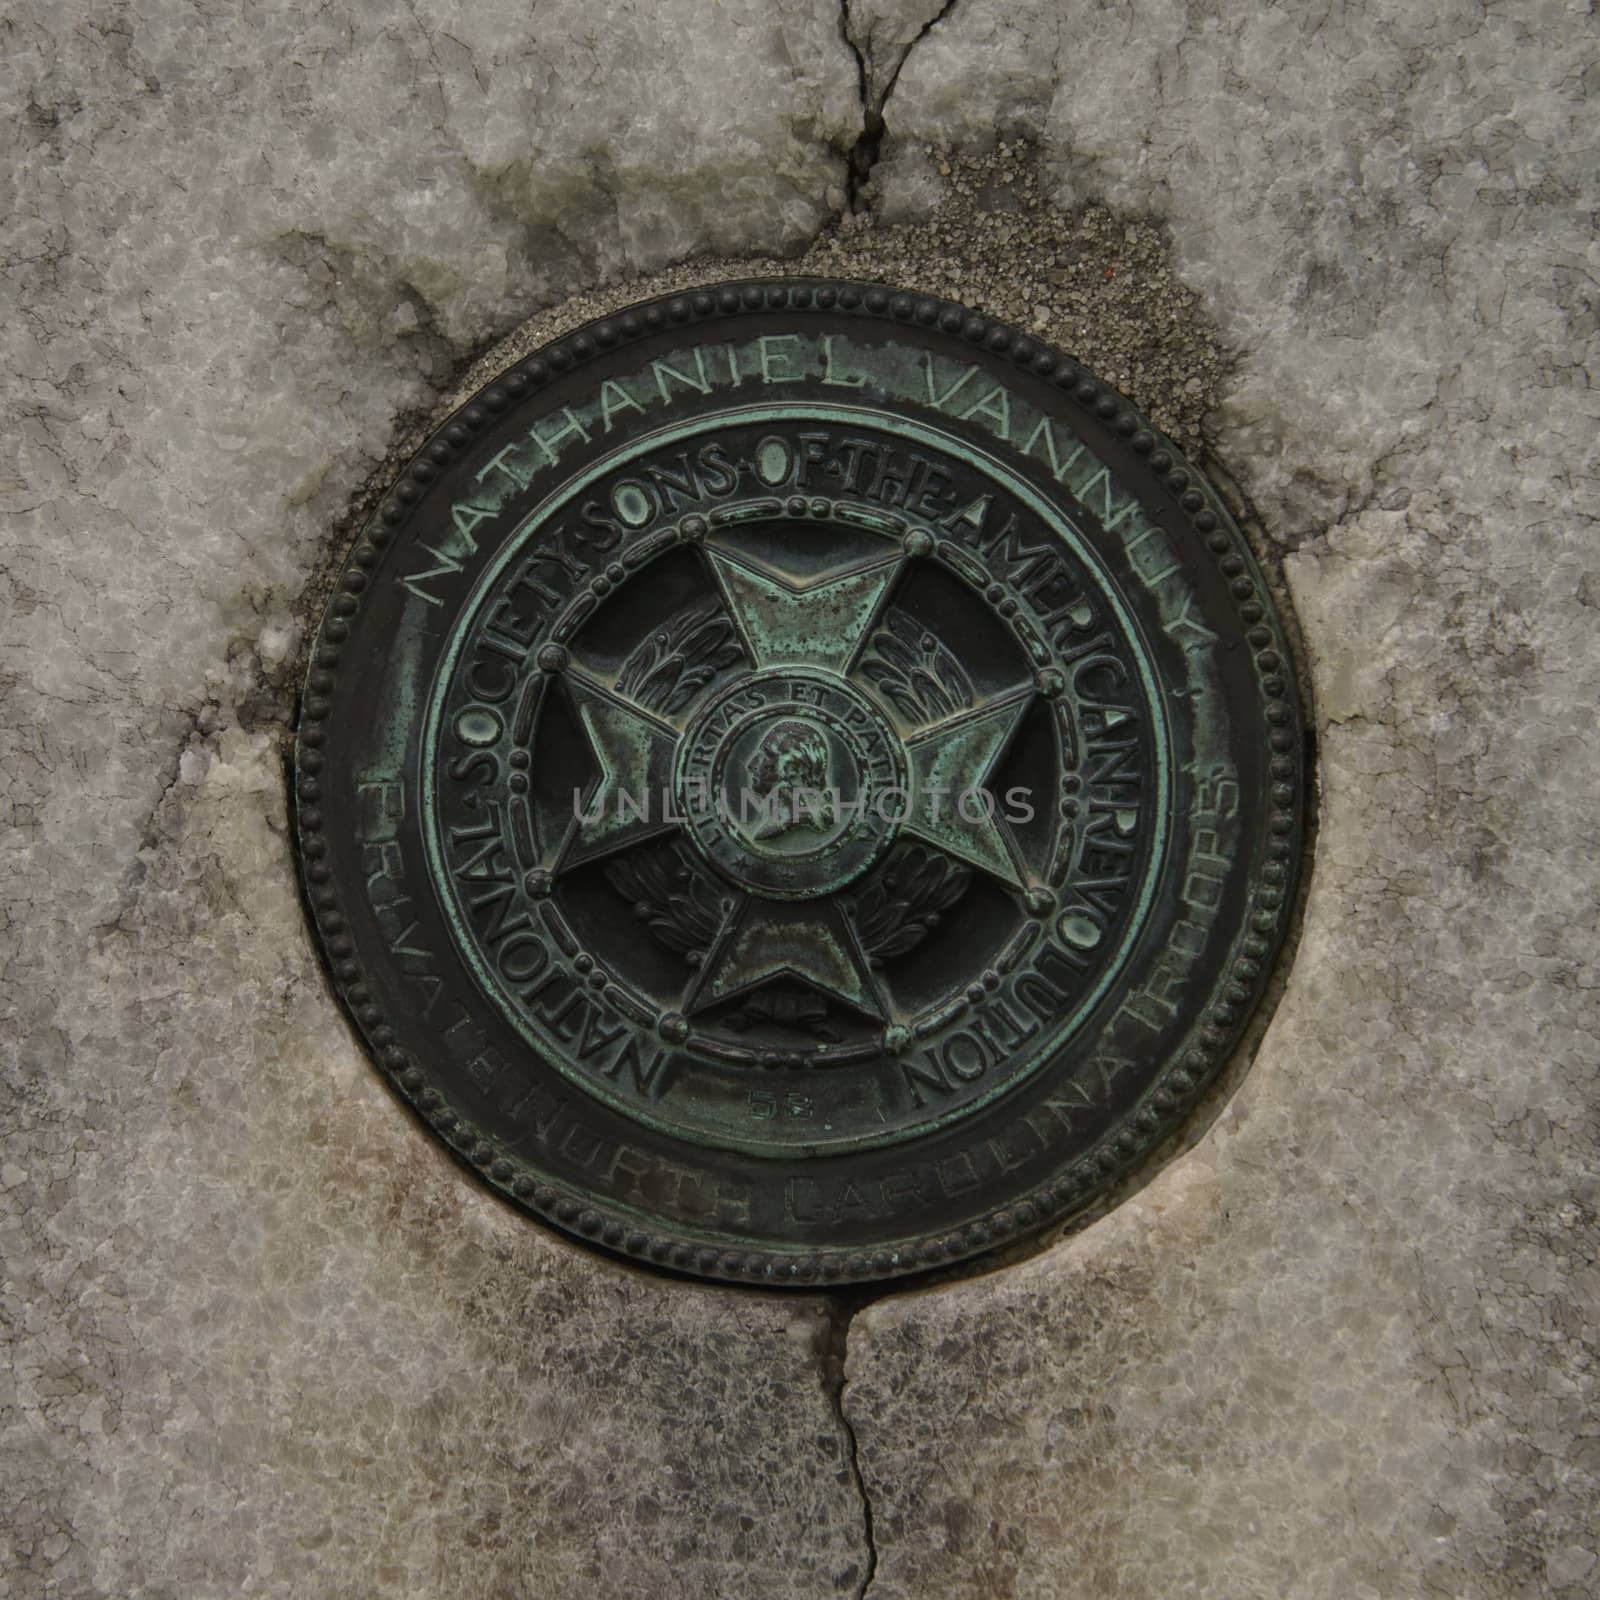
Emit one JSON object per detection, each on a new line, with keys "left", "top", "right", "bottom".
{"left": 410, "top": 402, "right": 1182, "bottom": 1158}
{"left": 299, "top": 281, "right": 1305, "bottom": 1286}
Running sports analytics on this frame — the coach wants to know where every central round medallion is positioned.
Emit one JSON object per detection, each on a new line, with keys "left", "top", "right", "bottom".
{"left": 676, "top": 667, "right": 907, "bottom": 900}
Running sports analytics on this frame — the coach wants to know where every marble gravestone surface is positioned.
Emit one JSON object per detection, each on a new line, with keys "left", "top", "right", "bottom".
{"left": 2, "top": 1, "right": 1596, "bottom": 1596}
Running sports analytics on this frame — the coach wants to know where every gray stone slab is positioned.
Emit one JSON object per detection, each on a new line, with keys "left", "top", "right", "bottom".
{"left": 4, "top": 0, "right": 1597, "bottom": 1595}
{"left": 847, "top": 4, "right": 1600, "bottom": 1597}
{"left": 1, "top": 3, "right": 866, "bottom": 1595}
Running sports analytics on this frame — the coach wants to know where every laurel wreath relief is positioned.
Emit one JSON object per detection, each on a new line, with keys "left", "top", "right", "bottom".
{"left": 605, "top": 841, "right": 971, "bottom": 981}
{"left": 847, "top": 846, "right": 972, "bottom": 966}
{"left": 858, "top": 609, "right": 975, "bottom": 724}
{"left": 616, "top": 599, "right": 743, "bottom": 715}
{"left": 603, "top": 844, "right": 728, "bottom": 967}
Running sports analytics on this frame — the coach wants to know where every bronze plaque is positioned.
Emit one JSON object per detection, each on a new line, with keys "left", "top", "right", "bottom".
{"left": 295, "top": 280, "right": 1304, "bottom": 1284}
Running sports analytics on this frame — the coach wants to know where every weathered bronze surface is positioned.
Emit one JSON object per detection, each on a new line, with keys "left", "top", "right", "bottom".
{"left": 295, "top": 280, "right": 1304, "bottom": 1285}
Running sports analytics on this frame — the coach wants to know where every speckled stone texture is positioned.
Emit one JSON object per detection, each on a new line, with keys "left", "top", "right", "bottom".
{"left": 1, "top": 4, "right": 867, "bottom": 1595}
{"left": 848, "top": 3, "right": 1600, "bottom": 1598}
{"left": 3, "top": 0, "right": 1597, "bottom": 1595}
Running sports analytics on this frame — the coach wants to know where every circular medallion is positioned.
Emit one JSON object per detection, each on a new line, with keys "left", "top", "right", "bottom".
{"left": 295, "top": 278, "right": 1306, "bottom": 1285}
{"left": 674, "top": 667, "right": 907, "bottom": 901}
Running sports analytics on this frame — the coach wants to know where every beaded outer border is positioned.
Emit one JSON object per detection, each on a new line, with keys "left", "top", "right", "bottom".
{"left": 294, "top": 277, "right": 1305, "bottom": 1287}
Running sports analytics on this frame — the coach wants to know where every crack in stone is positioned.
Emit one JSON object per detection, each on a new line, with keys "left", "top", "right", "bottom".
{"left": 877, "top": 0, "right": 963, "bottom": 116}
{"left": 89, "top": 703, "right": 219, "bottom": 942}
{"left": 822, "top": 1291, "right": 881, "bottom": 1599}
{"left": 90, "top": 697, "right": 297, "bottom": 944}
{"left": 838, "top": 2, "right": 876, "bottom": 212}
{"left": 840, "top": 0, "right": 962, "bottom": 212}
